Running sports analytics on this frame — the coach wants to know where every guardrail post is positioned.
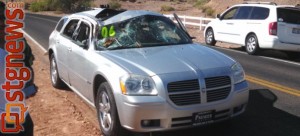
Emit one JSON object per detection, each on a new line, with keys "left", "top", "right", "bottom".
{"left": 200, "top": 17, "right": 203, "bottom": 31}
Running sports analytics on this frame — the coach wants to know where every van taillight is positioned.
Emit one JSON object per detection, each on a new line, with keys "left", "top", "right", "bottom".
{"left": 269, "top": 22, "right": 277, "bottom": 35}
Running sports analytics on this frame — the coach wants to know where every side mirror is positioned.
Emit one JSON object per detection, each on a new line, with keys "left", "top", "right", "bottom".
{"left": 216, "top": 14, "right": 221, "bottom": 19}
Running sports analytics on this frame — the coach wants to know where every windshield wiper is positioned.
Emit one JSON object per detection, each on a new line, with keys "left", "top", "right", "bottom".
{"left": 108, "top": 39, "right": 141, "bottom": 50}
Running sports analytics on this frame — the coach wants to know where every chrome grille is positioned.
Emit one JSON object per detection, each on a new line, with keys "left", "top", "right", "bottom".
{"left": 168, "top": 79, "right": 200, "bottom": 106}
{"left": 205, "top": 76, "right": 231, "bottom": 88}
{"left": 169, "top": 92, "right": 200, "bottom": 106}
{"left": 205, "top": 76, "right": 231, "bottom": 102}
{"left": 167, "top": 79, "right": 200, "bottom": 92}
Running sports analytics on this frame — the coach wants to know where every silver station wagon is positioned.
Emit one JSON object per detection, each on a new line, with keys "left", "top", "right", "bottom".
{"left": 48, "top": 8, "right": 249, "bottom": 136}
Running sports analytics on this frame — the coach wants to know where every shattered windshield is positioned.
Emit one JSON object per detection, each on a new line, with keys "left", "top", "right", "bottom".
{"left": 96, "top": 15, "right": 192, "bottom": 50}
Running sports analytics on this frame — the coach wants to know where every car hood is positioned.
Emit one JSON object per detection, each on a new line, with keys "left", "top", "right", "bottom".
{"left": 101, "top": 43, "right": 236, "bottom": 76}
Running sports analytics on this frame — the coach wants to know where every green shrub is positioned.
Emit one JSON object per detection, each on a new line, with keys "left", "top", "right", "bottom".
{"left": 109, "top": 1, "right": 122, "bottom": 9}
{"left": 29, "top": 0, "right": 92, "bottom": 13}
{"left": 201, "top": 6, "right": 215, "bottom": 17}
{"left": 29, "top": 1, "right": 47, "bottom": 12}
{"left": 161, "top": 5, "right": 175, "bottom": 11}
{"left": 194, "top": 0, "right": 210, "bottom": 8}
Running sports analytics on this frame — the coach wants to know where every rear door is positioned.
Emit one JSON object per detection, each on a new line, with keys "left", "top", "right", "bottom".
{"left": 59, "top": 19, "right": 80, "bottom": 83}
{"left": 277, "top": 7, "right": 300, "bottom": 44}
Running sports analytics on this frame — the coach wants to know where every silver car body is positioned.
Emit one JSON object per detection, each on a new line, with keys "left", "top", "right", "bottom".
{"left": 49, "top": 9, "right": 249, "bottom": 132}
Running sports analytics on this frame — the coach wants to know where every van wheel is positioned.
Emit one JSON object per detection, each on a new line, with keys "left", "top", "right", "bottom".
{"left": 245, "top": 34, "right": 260, "bottom": 55}
{"left": 205, "top": 28, "right": 216, "bottom": 46}
{"left": 96, "top": 82, "right": 129, "bottom": 136}
{"left": 50, "top": 54, "right": 65, "bottom": 88}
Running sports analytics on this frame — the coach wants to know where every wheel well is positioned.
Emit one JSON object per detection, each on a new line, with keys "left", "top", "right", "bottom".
{"left": 48, "top": 49, "right": 53, "bottom": 60}
{"left": 206, "top": 27, "right": 213, "bottom": 33}
{"left": 93, "top": 75, "right": 107, "bottom": 105}
{"left": 245, "top": 32, "right": 256, "bottom": 43}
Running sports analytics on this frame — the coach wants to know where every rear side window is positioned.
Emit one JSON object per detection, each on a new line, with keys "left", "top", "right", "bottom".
{"left": 63, "top": 19, "right": 79, "bottom": 39}
{"left": 250, "top": 7, "right": 270, "bottom": 20}
{"left": 235, "top": 6, "right": 252, "bottom": 19}
{"left": 277, "top": 8, "right": 300, "bottom": 25}
{"left": 56, "top": 17, "right": 68, "bottom": 32}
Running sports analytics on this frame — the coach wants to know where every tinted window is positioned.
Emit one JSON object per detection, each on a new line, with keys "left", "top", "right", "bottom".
{"left": 56, "top": 17, "right": 68, "bottom": 32}
{"left": 222, "top": 7, "right": 238, "bottom": 20}
{"left": 277, "top": 8, "right": 300, "bottom": 24}
{"left": 250, "top": 7, "right": 270, "bottom": 20}
{"left": 235, "top": 6, "right": 252, "bottom": 19}
{"left": 74, "top": 22, "right": 90, "bottom": 47}
{"left": 63, "top": 19, "right": 79, "bottom": 38}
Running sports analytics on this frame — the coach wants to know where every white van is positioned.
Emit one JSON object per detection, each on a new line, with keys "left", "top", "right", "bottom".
{"left": 204, "top": 2, "right": 300, "bottom": 56}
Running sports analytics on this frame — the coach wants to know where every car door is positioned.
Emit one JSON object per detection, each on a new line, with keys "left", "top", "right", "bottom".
{"left": 68, "top": 20, "right": 92, "bottom": 98}
{"left": 277, "top": 7, "right": 300, "bottom": 45}
{"left": 232, "top": 6, "right": 253, "bottom": 44}
{"left": 56, "top": 19, "right": 80, "bottom": 83}
{"left": 214, "top": 7, "right": 239, "bottom": 42}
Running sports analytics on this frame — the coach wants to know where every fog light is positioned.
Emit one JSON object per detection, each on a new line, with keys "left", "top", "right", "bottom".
{"left": 233, "top": 104, "right": 244, "bottom": 114}
{"left": 142, "top": 120, "right": 151, "bottom": 126}
{"left": 141, "top": 119, "right": 160, "bottom": 127}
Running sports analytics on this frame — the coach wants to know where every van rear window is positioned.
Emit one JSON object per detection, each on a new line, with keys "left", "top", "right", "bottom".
{"left": 277, "top": 8, "right": 300, "bottom": 24}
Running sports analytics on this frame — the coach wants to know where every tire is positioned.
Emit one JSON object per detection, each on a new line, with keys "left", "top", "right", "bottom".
{"left": 96, "top": 82, "right": 128, "bottom": 136}
{"left": 245, "top": 34, "right": 260, "bottom": 55}
{"left": 285, "top": 51, "right": 300, "bottom": 59}
{"left": 50, "top": 54, "right": 65, "bottom": 88}
{"left": 205, "top": 28, "right": 216, "bottom": 46}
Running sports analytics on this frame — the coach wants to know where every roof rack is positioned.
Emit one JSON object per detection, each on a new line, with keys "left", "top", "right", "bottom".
{"left": 243, "top": 1, "right": 277, "bottom": 6}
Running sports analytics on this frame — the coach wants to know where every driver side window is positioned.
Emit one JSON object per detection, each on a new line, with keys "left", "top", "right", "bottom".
{"left": 222, "top": 7, "right": 238, "bottom": 20}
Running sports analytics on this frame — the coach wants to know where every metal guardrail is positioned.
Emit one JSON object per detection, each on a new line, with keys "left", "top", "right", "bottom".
{"left": 164, "top": 14, "right": 214, "bottom": 30}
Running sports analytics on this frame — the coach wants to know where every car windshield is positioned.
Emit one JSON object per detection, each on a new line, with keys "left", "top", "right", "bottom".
{"left": 95, "top": 15, "right": 192, "bottom": 50}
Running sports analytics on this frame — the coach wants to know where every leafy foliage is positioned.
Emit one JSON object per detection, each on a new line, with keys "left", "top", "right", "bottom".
{"left": 161, "top": 5, "right": 175, "bottom": 11}
{"left": 29, "top": 0, "right": 92, "bottom": 13}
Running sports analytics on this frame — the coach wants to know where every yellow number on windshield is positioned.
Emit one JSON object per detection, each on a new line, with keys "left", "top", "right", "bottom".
{"left": 101, "top": 26, "right": 116, "bottom": 38}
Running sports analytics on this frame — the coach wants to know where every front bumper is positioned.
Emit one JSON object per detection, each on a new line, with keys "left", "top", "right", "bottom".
{"left": 118, "top": 81, "right": 249, "bottom": 132}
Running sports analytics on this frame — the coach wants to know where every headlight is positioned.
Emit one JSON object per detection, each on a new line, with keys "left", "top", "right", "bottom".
{"left": 231, "top": 62, "right": 245, "bottom": 84}
{"left": 120, "top": 74, "right": 157, "bottom": 96}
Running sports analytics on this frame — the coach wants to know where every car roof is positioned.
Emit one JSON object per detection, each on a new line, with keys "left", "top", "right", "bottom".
{"left": 73, "top": 9, "right": 163, "bottom": 25}
{"left": 234, "top": 3, "right": 295, "bottom": 8}
{"left": 102, "top": 10, "right": 163, "bottom": 25}
{"left": 234, "top": 4, "right": 277, "bottom": 8}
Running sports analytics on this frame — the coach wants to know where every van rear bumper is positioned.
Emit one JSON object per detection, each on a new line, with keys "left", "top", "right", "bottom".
{"left": 260, "top": 37, "right": 300, "bottom": 52}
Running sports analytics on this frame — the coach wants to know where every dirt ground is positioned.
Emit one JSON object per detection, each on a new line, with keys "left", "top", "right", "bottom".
{"left": 25, "top": 39, "right": 101, "bottom": 136}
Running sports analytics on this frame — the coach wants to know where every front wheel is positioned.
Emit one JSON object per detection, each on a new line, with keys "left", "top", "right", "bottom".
{"left": 96, "top": 82, "right": 128, "bottom": 136}
{"left": 205, "top": 28, "right": 216, "bottom": 46}
{"left": 50, "top": 54, "right": 65, "bottom": 88}
{"left": 245, "top": 34, "right": 260, "bottom": 55}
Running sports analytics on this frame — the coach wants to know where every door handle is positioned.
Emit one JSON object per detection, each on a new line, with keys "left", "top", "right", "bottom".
{"left": 67, "top": 47, "right": 72, "bottom": 52}
{"left": 56, "top": 40, "right": 60, "bottom": 44}
{"left": 226, "top": 23, "right": 234, "bottom": 25}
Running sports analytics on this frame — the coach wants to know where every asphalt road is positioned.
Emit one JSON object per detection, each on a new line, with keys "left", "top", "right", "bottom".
{"left": 24, "top": 13, "right": 300, "bottom": 136}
